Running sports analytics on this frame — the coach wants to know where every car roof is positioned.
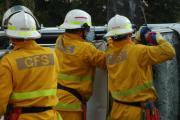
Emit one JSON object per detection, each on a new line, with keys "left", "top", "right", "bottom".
{"left": 0, "top": 30, "right": 5, "bottom": 36}
{"left": 148, "top": 23, "right": 180, "bottom": 33}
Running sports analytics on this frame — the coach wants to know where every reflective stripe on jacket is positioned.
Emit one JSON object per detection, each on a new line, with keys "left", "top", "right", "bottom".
{"left": 11, "top": 89, "right": 57, "bottom": 100}
{"left": 58, "top": 72, "right": 92, "bottom": 82}
{"left": 55, "top": 33, "right": 106, "bottom": 111}
{"left": 106, "top": 37, "right": 175, "bottom": 102}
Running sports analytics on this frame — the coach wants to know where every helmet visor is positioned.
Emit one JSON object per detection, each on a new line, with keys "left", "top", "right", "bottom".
{"left": 2, "top": 5, "right": 34, "bottom": 28}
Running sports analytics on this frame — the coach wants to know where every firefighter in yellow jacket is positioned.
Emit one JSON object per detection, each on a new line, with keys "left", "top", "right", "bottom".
{"left": 104, "top": 15, "right": 176, "bottom": 120}
{"left": 0, "top": 6, "right": 62, "bottom": 120}
{"left": 54, "top": 9, "right": 106, "bottom": 120}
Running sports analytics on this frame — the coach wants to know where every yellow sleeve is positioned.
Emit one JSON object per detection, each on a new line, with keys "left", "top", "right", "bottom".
{"left": 0, "top": 56, "right": 13, "bottom": 115}
{"left": 54, "top": 51, "right": 60, "bottom": 77}
{"left": 55, "top": 35, "right": 63, "bottom": 50}
{"left": 84, "top": 43, "right": 106, "bottom": 70}
{"left": 138, "top": 33, "right": 176, "bottom": 66}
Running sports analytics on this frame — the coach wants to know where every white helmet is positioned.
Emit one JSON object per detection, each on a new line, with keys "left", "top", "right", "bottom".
{"left": 104, "top": 14, "right": 133, "bottom": 37}
{"left": 5, "top": 11, "right": 41, "bottom": 39}
{"left": 60, "top": 9, "right": 92, "bottom": 29}
{"left": 2, "top": 5, "right": 40, "bottom": 30}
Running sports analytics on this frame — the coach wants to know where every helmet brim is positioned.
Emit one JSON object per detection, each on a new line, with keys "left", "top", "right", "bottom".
{"left": 104, "top": 28, "right": 133, "bottom": 37}
{"left": 6, "top": 30, "right": 41, "bottom": 39}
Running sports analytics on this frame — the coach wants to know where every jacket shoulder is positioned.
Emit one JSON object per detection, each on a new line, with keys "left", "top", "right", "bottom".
{"left": 81, "top": 42, "right": 96, "bottom": 48}
{"left": 0, "top": 49, "right": 13, "bottom": 59}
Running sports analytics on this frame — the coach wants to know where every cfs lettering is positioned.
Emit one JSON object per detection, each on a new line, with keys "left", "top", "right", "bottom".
{"left": 24, "top": 55, "right": 50, "bottom": 67}
{"left": 16, "top": 54, "right": 54, "bottom": 69}
{"left": 107, "top": 51, "right": 128, "bottom": 65}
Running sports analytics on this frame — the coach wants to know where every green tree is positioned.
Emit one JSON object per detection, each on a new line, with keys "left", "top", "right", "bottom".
{"left": 80, "top": 0, "right": 107, "bottom": 25}
{"left": 34, "top": 0, "right": 69, "bottom": 26}
{"left": 0, "top": 0, "right": 35, "bottom": 25}
{"left": 1, "top": 0, "right": 180, "bottom": 27}
{"left": 146, "top": 0, "right": 180, "bottom": 23}
{"left": 34, "top": 0, "right": 107, "bottom": 26}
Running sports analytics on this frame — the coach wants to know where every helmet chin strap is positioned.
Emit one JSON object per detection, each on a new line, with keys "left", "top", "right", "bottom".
{"left": 81, "top": 23, "right": 90, "bottom": 40}
{"left": 78, "top": 29, "right": 88, "bottom": 40}
{"left": 82, "top": 30, "right": 86, "bottom": 40}
{"left": 75, "top": 23, "right": 91, "bottom": 40}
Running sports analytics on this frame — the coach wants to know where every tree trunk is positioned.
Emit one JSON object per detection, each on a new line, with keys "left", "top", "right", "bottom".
{"left": 5, "top": 0, "right": 10, "bottom": 9}
{"left": 107, "top": 0, "right": 144, "bottom": 27}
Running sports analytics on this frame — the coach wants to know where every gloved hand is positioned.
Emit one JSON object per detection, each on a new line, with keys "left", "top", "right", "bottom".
{"left": 135, "top": 26, "right": 151, "bottom": 41}
{"left": 140, "top": 26, "right": 151, "bottom": 42}
{"left": 135, "top": 26, "right": 158, "bottom": 45}
{"left": 145, "top": 32, "right": 158, "bottom": 46}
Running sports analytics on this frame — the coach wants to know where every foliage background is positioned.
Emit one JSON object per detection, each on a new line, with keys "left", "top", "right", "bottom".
{"left": 0, "top": 0, "right": 180, "bottom": 27}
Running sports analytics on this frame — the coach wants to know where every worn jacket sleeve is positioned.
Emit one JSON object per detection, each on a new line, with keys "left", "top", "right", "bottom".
{"left": 54, "top": 51, "right": 60, "bottom": 79}
{"left": 0, "top": 57, "right": 13, "bottom": 116}
{"left": 138, "top": 33, "right": 176, "bottom": 66}
{"left": 55, "top": 35, "right": 61, "bottom": 50}
{"left": 85, "top": 43, "right": 106, "bottom": 70}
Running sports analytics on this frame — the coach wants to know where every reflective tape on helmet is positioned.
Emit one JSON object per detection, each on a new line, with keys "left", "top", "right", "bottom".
{"left": 112, "top": 81, "right": 153, "bottom": 98}
{"left": 55, "top": 102, "right": 82, "bottom": 110}
{"left": 8, "top": 26, "right": 17, "bottom": 30}
{"left": 109, "top": 23, "right": 132, "bottom": 31}
{"left": 58, "top": 72, "right": 92, "bottom": 82}
{"left": 11, "top": 89, "right": 57, "bottom": 100}
{"left": 69, "top": 21, "right": 82, "bottom": 25}
{"left": 18, "top": 31, "right": 33, "bottom": 37}
{"left": 8, "top": 26, "right": 36, "bottom": 31}
{"left": 69, "top": 21, "right": 91, "bottom": 26}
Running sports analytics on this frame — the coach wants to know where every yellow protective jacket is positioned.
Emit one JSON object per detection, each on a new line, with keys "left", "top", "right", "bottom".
{"left": 106, "top": 36, "right": 176, "bottom": 103}
{"left": 0, "top": 41, "right": 61, "bottom": 120}
{"left": 55, "top": 33, "right": 106, "bottom": 111}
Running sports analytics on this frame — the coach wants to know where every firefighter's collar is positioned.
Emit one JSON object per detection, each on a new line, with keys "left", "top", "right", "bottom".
{"left": 110, "top": 38, "right": 134, "bottom": 48}
{"left": 13, "top": 40, "right": 39, "bottom": 50}
{"left": 64, "top": 33, "right": 85, "bottom": 42}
